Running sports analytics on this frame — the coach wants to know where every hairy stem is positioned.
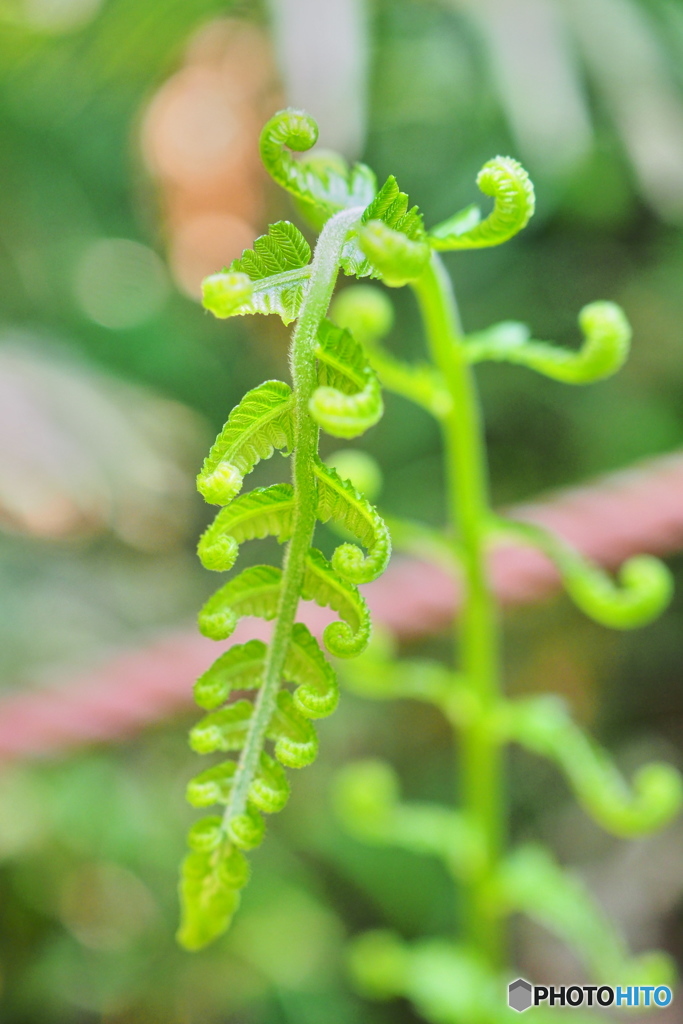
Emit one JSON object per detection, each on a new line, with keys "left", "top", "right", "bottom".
{"left": 223, "top": 207, "right": 362, "bottom": 827}
{"left": 413, "top": 253, "right": 503, "bottom": 967}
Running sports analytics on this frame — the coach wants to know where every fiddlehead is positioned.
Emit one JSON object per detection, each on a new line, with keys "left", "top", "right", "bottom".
{"left": 429, "top": 156, "right": 535, "bottom": 250}
{"left": 341, "top": 175, "right": 428, "bottom": 281}
{"left": 259, "top": 109, "right": 377, "bottom": 227}
{"left": 494, "top": 517, "right": 673, "bottom": 629}
{"left": 178, "top": 113, "right": 401, "bottom": 950}
{"left": 466, "top": 302, "right": 631, "bottom": 383}
{"left": 197, "top": 484, "right": 295, "bottom": 572}
{"left": 197, "top": 565, "right": 282, "bottom": 641}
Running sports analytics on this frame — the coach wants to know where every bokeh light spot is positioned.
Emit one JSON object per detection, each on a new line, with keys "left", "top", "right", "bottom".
{"left": 74, "top": 238, "right": 170, "bottom": 330}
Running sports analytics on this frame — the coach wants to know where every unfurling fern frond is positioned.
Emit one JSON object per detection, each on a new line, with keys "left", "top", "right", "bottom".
{"left": 197, "top": 381, "right": 294, "bottom": 505}
{"left": 429, "top": 156, "right": 535, "bottom": 250}
{"left": 358, "top": 221, "right": 431, "bottom": 287}
{"left": 198, "top": 484, "right": 295, "bottom": 572}
{"left": 189, "top": 699, "right": 253, "bottom": 754}
{"left": 466, "top": 302, "right": 632, "bottom": 383}
{"left": 182, "top": 143, "right": 391, "bottom": 952}
{"left": 259, "top": 108, "right": 377, "bottom": 228}
{"left": 302, "top": 547, "right": 371, "bottom": 657}
{"left": 313, "top": 459, "right": 391, "bottom": 584}
{"left": 309, "top": 319, "right": 383, "bottom": 438}
{"left": 202, "top": 221, "right": 312, "bottom": 325}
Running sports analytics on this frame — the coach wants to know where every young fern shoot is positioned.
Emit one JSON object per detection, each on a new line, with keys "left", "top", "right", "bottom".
{"left": 178, "top": 109, "right": 415, "bottom": 949}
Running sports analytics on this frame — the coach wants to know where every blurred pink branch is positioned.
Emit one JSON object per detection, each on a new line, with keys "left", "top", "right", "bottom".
{"left": 2, "top": 450, "right": 683, "bottom": 762}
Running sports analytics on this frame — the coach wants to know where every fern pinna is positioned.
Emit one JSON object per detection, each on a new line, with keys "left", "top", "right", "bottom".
{"left": 178, "top": 109, "right": 397, "bottom": 950}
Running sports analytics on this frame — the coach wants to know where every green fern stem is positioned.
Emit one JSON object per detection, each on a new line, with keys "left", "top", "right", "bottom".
{"left": 223, "top": 207, "right": 363, "bottom": 827}
{"left": 413, "top": 254, "right": 503, "bottom": 968}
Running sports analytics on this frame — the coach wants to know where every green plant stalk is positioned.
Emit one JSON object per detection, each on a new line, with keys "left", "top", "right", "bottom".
{"left": 413, "top": 253, "right": 503, "bottom": 968}
{"left": 223, "top": 207, "right": 362, "bottom": 826}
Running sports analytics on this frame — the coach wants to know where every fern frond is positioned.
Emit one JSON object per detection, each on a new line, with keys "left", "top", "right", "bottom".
{"left": 358, "top": 221, "right": 431, "bottom": 288}
{"left": 302, "top": 548, "right": 371, "bottom": 657}
{"left": 429, "top": 156, "right": 535, "bottom": 250}
{"left": 197, "top": 381, "right": 294, "bottom": 505}
{"left": 202, "top": 222, "right": 312, "bottom": 325}
{"left": 198, "top": 484, "right": 295, "bottom": 572}
{"left": 193, "top": 640, "right": 267, "bottom": 711}
{"left": 309, "top": 319, "right": 383, "bottom": 439}
{"left": 466, "top": 303, "right": 632, "bottom": 384}
{"left": 313, "top": 459, "right": 391, "bottom": 584}
{"left": 259, "top": 109, "right": 376, "bottom": 227}
{"left": 285, "top": 622, "right": 339, "bottom": 719}
{"left": 187, "top": 753, "right": 288, "bottom": 816}
{"left": 198, "top": 565, "right": 282, "bottom": 640}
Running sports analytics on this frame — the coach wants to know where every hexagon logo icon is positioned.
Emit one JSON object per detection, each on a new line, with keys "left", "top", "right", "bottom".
{"left": 508, "top": 978, "right": 533, "bottom": 1012}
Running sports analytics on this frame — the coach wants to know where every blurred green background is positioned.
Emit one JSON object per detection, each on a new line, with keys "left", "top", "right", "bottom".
{"left": 2, "top": 0, "right": 683, "bottom": 1020}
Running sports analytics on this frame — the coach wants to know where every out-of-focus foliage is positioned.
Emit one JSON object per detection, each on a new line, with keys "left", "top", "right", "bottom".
{"left": 3, "top": 0, "right": 683, "bottom": 1020}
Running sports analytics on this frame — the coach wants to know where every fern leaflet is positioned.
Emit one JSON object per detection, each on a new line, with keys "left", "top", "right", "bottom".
{"left": 198, "top": 484, "right": 295, "bottom": 572}
{"left": 197, "top": 381, "right": 294, "bottom": 505}
{"left": 314, "top": 459, "right": 391, "bottom": 583}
